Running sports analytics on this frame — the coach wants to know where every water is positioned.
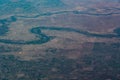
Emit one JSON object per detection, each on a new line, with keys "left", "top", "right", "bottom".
{"left": 0, "top": 0, "right": 120, "bottom": 80}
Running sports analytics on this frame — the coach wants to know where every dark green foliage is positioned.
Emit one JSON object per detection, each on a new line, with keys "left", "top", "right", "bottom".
{"left": 113, "top": 27, "right": 120, "bottom": 35}
{"left": 0, "top": 16, "right": 17, "bottom": 36}
{"left": 0, "top": 55, "right": 76, "bottom": 80}
{"left": 0, "top": 42, "right": 120, "bottom": 80}
{"left": 0, "top": 16, "right": 53, "bottom": 45}
{"left": 33, "top": 0, "right": 65, "bottom": 8}
{"left": 0, "top": 45, "right": 21, "bottom": 52}
{"left": 0, "top": 0, "right": 36, "bottom": 15}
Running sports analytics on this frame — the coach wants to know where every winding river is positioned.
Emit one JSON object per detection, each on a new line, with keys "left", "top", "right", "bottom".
{"left": 0, "top": 25, "right": 120, "bottom": 45}
{"left": 0, "top": 10, "right": 120, "bottom": 45}
{"left": 16, "top": 7, "right": 120, "bottom": 18}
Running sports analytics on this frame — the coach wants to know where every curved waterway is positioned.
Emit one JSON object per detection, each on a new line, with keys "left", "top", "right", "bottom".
{"left": 0, "top": 13, "right": 120, "bottom": 45}
{"left": 0, "top": 27, "right": 53, "bottom": 45}
{"left": 0, "top": 25, "right": 120, "bottom": 45}
{"left": 33, "top": 26, "right": 120, "bottom": 38}
{"left": 16, "top": 8, "right": 120, "bottom": 19}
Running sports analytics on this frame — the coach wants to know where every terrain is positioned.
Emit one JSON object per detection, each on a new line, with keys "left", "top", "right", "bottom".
{"left": 0, "top": 0, "right": 120, "bottom": 80}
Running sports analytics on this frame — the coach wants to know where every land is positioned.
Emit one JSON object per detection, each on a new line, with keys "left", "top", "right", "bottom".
{"left": 0, "top": 0, "right": 120, "bottom": 80}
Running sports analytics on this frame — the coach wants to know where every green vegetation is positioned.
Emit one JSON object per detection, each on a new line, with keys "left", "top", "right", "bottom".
{"left": 0, "top": 45, "right": 21, "bottom": 52}
{"left": 32, "top": 0, "right": 65, "bottom": 8}
{"left": 0, "top": 16, "right": 17, "bottom": 36}
{"left": 0, "top": 0, "right": 36, "bottom": 15}
{"left": 113, "top": 27, "right": 120, "bottom": 35}
{"left": 0, "top": 42, "right": 119, "bottom": 80}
